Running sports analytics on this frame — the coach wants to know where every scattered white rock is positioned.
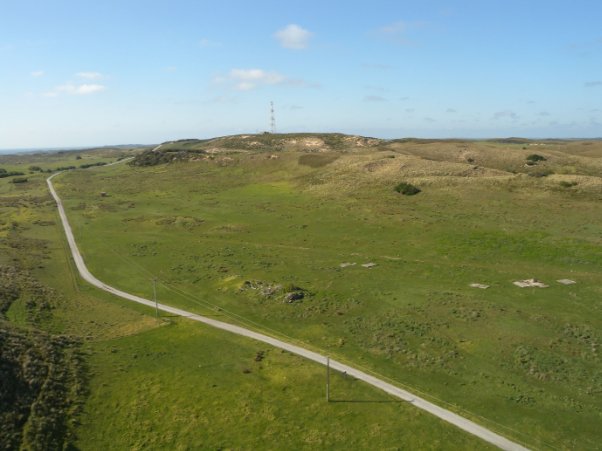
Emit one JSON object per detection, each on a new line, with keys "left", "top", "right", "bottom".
{"left": 557, "top": 279, "right": 576, "bottom": 285}
{"left": 361, "top": 262, "right": 377, "bottom": 268}
{"left": 470, "top": 283, "right": 490, "bottom": 289}
{"left": 513, "top": 279, "right": 549, "bottom": 288}
{"left": 340, "top": 262, "right": 356, "bottom": 268}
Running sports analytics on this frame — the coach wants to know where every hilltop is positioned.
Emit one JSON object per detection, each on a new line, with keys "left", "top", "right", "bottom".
{"left": 130, "top": 132, "right": 602, "bottom": 182}
{"left": 130, "top": 133, "right": 383, "bottom": 166}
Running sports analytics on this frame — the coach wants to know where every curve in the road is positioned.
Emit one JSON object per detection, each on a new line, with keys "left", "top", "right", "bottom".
{"left": 47, "top": 170, "right": 529, "bottom": 451}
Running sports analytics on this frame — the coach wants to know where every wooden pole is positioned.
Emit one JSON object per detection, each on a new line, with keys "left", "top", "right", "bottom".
{"left": 326, "top": 356, "right": 330, "bottom": 402}
{"left": 153, "top": 278, "right": 158, "bottom": 318}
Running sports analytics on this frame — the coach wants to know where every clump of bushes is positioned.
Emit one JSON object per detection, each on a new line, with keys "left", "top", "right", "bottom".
{"left": 130, "top": 149, "right": 206, "bottom": 166}
{"left": 79, "top": 162, "right": 107, "bottom": 169}
{"left": 11, "top": 177, "right": 28, "bottom": 184}
{"left": 394, "top": 182, "right": 421, "bottom": 195}
{"left": 526, "top": 154, "right": 547, "bottom": 163}
{"left": 0, "top": 168, "right": 25, "bottom": 178}
{"left": 559, "top": 181, "right": 578, "bottom": 188}
{"left": 528, "top": 169, "right": 553, "bottom": 178}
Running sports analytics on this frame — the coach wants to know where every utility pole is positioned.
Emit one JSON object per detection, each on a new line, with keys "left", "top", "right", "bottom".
{"left": 326, "top": 356, "right": 330, "bottom": 402}
{"left": 152, "top": 277, "right": 158, "bottom": 318}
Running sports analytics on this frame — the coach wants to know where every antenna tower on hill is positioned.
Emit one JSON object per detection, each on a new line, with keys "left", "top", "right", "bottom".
{"left": 270, "top": 101, "right": 276, "bottom": 134}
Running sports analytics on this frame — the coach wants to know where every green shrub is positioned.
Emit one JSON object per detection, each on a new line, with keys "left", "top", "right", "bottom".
{"left": 0, "top": 169, "right": 25, "bottom": 178}
{"left": 559, "top": 181, "right": 578, "bottom": 188}
{"left": 394, "top": 182, "right": 421, "bottom": 195}
{"left": 79, "top": 162, "right": 107, "bottom": 169}
{"left": 526, "top": 154, "right": 546, "bottom": 162}
{"left": 528, "top": 169, "right": 553, "bottom": 178}
{"left": 11, "top": 177, "right": 28, "bottom": 184}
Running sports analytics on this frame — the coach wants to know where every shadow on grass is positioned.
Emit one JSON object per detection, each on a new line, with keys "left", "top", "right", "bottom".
{"left": 160, "top": 314, "right": 225, "bottom": 318}
{"left": 329, "top": 399, "right": 404, "bottom": 404}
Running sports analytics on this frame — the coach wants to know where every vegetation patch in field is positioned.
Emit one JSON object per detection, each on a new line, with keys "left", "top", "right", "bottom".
{"left": 298, "top": 153, "right": 340, "bottom": 167}
{"left": 394, "top": 181, "right": 421, "bottom": 195}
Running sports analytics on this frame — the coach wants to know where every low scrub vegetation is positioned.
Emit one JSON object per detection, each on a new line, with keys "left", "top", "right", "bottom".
{"left": 0, "top": 168, "right": 25, "bottom": 178}
{"left": 394, "top": 181, "right": 421, "bottom": 195}
{"left": 298, "top": 153, "right": 340, "bottom": 168}
{"left": 528, "top": 168, "right": 554, "bottom": 178}
{"left": 526, "top": 154, "right": 547, "bottom": 162}
{"left": 130, "top": 149, "right": 206, "bottom": 166}
{"left": 79, "top": 162, "right": 107, "bottom": 169}
{"left": 559, "top": 180, "right": 578, "bottom": 188}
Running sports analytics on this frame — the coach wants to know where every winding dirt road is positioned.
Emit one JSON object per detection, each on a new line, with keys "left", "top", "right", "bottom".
{"left": 47, "top": 170, "right": 529, "bottom": 451}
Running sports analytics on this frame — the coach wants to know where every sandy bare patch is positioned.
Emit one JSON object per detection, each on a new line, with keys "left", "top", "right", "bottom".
{"left": 470, "top": 283, "right": 490, "bottom": 289}
{"left": 513, "top": 279, "right": 549, "bottom": 288}
{"left": 557, "top": 279, "right": 576, "bottom": 285}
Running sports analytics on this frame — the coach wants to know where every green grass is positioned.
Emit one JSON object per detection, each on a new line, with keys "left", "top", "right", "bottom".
{"left": 77, "top": 318, "right": 490, "bottom": 450}
{"left": 0, "top": 145, "right": 497, "bottom": 449}
{"left": 53, "top": 141, "right": 602, "bottom": 450}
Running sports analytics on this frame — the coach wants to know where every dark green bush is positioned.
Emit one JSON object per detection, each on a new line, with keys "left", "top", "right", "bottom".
{"left": 526, "top": 154, "right": 546, "bottom": 162}
{"left": 528, "top": 169, "right": 553, "bottom": 178}
{"left": 11, "top": 177, "right": 28, "bottom": 184}
{"left": 394, "top": 182, "right": 421, "bottom": 195}
{"left": 79, "top": 162, "right": 107, "bottom": 169}
{"left": 559, "top": 181, "right": 578, "bottom": 188}
{"left": 0, "top": 169, "right": 25, "bottom": 178}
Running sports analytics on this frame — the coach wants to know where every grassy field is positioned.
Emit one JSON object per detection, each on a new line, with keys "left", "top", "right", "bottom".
{"left": 77, "top": 319, "right": 490, "bottom": 450}
{"left": 51, "top": 136, "right": 602, "bottom": 449}
{"left": 0, "top": 142, "right": 496, "bottom": 449}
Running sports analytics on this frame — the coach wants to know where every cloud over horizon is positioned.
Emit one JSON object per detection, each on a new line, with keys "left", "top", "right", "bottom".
{"left": 216, "top": 68, "right": 317, "bottom": 91}
{"left": 274, "top": 24, "right": 312, "bottom": 49}
{"left": 377, "top": 20, "right": 426, "bottom": 45}
{"left": 76, "top": 71, "right": 103, "bottom": 80}
{"left": 584, "top": 80, "right": 602, "bottom": 87}
{"left": 44, "top": 83, "right": 106, "bottom": 97}
{"left": 493, "top": 110, "right": 519, "bottom": 120}
{"left": 226, "top": 68, "right": 286, "bottom": 91}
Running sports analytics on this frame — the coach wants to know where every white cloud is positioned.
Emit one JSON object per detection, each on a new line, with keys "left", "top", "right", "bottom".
{"left": 584, "top": 80, "right": 602, "bottom": 88}
{"left": 363, "top": 95, "right": 387, "bottom": 102}
{"left": 274, "top": 24, "right": 312, "bottom": 49}
{"left": 76, "top": 71, "right": 103, "bottom": 80}
{"left": 31, "top": 70, "right": 45, "bottom": 77}
{"left": 493, "top": 110, "right": 518, "bottom": 120}
{"left": 377, "top": 20, "right": 426, "bottom": 45}
{"left": 380, "top": 21, "right": 407, "bottom": 35}
{"left": 56, "top": 83, "right": 106, "bottom": 95}
{"left": 362, "top": 63, "right": 394, "bottom": 71}
{"left": 199, "top": 38, "right": 220, "bottom": 48}
{"left": 226, "top": 68, "right": 286, "bottom": 91}
{"left": 215, "top": 68, "right": 317, "bottom": 91}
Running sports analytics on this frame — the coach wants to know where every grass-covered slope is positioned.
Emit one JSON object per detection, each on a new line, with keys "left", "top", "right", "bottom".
{"left": 131, "top": 133, "right": 383, "bottom": 166}
{"left": 0, "top": 143, "right": 495, "bottom": 449}
{"left": 54, "top": 138, "right": 602, "bottom": 449}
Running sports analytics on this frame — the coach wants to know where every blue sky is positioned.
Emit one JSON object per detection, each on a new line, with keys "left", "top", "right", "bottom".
{"left": 1, "top": 0, "right": 601, "bottom": 148}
